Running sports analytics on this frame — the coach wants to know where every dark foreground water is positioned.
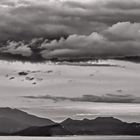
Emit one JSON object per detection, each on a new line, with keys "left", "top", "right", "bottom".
{"left": 0, "top": 136, "right": 140, "bottom": 140}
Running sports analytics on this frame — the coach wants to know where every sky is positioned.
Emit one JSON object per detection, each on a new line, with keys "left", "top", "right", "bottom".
{"left": 0, "top": 0, "right": 140, "bottom": 61}
{"left": 0, "top": 60, "right": 140, "bottom": 122}
{"left": 0, "top": 0, "right": 140, "bottom": 122}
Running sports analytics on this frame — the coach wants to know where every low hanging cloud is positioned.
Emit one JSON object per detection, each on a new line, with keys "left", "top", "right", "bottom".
{"left": 40, "top": 32, "right": 107, "bottom": 59}
{"left": 105, "top": 22, "right": 140, "bottom": 40}
{"left": 40, "top": 22, "right": 140, "bottom": 60}
{"left": 1, "top": 0, "right": 140, "bottom": 41}
{"left": 0, "top": 0, "right": 140, "bottom": 61}
{"left": 0, "top": 22, "right": 140, "bottom": 62}
{"left": 23, "top": 93, "right": 140, "bottom": 104}
{"left": 0, "top": 41, "right": 32, "bottom": 57}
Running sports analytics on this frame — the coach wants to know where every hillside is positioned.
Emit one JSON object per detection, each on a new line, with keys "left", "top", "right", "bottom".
{"left": 0, "top": 107, "right": 55, "bottom": 133}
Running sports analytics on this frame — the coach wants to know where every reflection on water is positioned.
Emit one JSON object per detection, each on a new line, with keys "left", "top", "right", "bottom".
{"left": 0, "top": 136, "right": 140, "bottom": 140}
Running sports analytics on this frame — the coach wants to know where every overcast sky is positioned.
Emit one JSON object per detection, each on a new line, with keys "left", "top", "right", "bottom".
{"left": 0, "top": 1, "right": 140, "bottom": 122}
{"left": 0, "top": 59, "right": 140, "bottom": 122}
{"left": 0, "top": 0, "right": 140, "bottom": 61}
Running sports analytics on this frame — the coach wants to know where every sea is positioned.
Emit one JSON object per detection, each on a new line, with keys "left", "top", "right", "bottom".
{"left": 0, "top": 136, "right": 140, "bottom": 140}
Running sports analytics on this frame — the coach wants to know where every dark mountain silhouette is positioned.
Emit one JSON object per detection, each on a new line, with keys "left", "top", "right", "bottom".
{"left": 1, "top": 108, "right": 140, "bottom": 136}
{"left": 12, "top": 116, "right": 140, "bottom": 136}
{"left": 0, "top": 117, "right": 27, "bottom": 133}
{"left": 61, "top": 117, "right": 140, "bottom": 135}
{"left": 14, "top": 124, "right": 72, "bottom": 136}
{"left": 0, "top": 107, "right": 55, "bottom": 133}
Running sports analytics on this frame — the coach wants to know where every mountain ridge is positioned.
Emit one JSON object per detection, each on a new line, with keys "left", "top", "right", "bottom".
{"left": 0, "top": 107, "right": 55, "bottom": 133}
{"left": 0, "top": 108, "right": 140, "bottom": 136}
{"left": 13, "top": 116, "right": 140, "bottom": 136}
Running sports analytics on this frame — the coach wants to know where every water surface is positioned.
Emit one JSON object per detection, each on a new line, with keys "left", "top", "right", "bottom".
{"left": 0, "top": 136, "right": 140, "bottom": 140}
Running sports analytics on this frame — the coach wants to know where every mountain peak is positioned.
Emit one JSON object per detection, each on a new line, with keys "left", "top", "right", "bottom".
{"left": 83, "top": 118, "right": 90, "bottom": 121}
{"left": 0, "top": 107, "right": 25, "bottom": 114}
{"left": 93, "top": 117, "right": 123, "bottom": 123}
{"left": 62, "top": 118, "right": 73, "bottom": 123}
{"left": 0, "top": 107, "right": 55, "bottom": 133}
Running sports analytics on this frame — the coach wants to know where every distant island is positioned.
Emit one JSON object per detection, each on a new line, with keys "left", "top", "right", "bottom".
{"left": 0, "top": 107, "right": 140, "bottom": 136}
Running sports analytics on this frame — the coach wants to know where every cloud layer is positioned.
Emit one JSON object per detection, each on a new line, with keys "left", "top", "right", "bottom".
{"left": 1, "top": 0, "right": 140, "bottom": 41}
{"left": 0, "top": 22, "right": 140, "bottom": 61}
{"left": 0, "top": 0, "right": 140, "bottom": 61}
{"left": 23, "top": 93, "right": 140, "bottom": 104}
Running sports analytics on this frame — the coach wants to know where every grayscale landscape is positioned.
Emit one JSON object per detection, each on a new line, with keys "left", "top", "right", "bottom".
{"left": 0, "top": 0, "right": 140, "bottom": 139}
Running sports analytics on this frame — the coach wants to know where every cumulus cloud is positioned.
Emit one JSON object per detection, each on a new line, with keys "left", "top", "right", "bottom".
{"left": 23, "top": 93, "right": 140, "bottom": 103}
{"left": 0, "top": 22, "right": 140, "bottom": 62}
{"left": 40, "top": 33, "right": 107, "bottom": 59}
{"left": 105, "top": 22, "right": 140, "bottom": 40}
{"left": 0, "top": 41, "right": 32, "bottom": 57}
{"left": 1, "top": 0, "right": 140, "bottom": 41}
{"left": 0, "top": 0, "right": 140, "bottom": 61}
{"left": 40, "top": 22, "right": 140, "bottom": 60}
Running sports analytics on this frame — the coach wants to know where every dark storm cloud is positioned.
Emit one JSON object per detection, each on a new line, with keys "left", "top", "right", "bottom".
{"left": 63, "top": 0, "right": 140, "bottom": 24}
{"left": 23, "top": 93, "right": 140, "bottom": 103}
{"left": 0, "top": 22, "right": 140, "bottom": 61}
{"left": 0, "top": 41, "right": 32, "bottom": 57}
{"left": 0, "top": 0, "right": 140, "bottom": 61}
{"left": 40, "top": 23, "right": 140, "bottom": 60}
{"left": 105, "top": 0, "right": 140, "bottom": 10}
{"left": 1, "top": 0, "right": 140, "bottom": 41}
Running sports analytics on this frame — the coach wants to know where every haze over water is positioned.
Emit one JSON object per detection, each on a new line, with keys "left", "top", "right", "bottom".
{"left": 0, "top": 60, "right": 140, "bottom": 123}
{"left": 1, "top": 136, "right": 140, "bottom": 140}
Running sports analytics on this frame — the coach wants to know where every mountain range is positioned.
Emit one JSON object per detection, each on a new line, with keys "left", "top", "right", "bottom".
{"left": 0, "top": 107, "right": 54, "bottom": 133}
{"left": 0, "top": 108, "right": 140, "bottom": 136}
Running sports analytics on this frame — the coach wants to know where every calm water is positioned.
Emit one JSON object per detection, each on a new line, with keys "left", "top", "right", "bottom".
{"left": 0, "top": 136, "right": 140, "bottom": 140}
